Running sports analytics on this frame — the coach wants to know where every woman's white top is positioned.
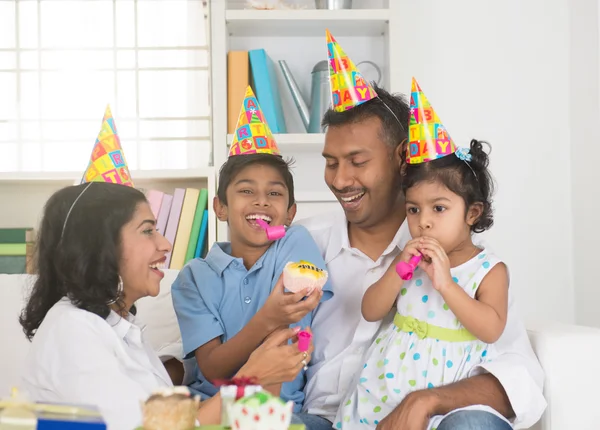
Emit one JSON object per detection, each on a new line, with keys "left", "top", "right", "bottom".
{"left": 22, "top": 298, "right": 173, "bottom": 430}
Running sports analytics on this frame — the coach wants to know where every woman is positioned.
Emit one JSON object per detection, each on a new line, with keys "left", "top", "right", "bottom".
{"left": 19, "top": 182, "right": 311, "bottom": 430}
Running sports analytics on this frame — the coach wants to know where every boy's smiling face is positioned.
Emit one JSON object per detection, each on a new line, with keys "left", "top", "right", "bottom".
{"left": 215, "top": 162, "right": 296, "bottom": 250}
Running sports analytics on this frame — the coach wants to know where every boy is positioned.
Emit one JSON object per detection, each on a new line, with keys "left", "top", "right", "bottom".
{"left": 171, "top": 87, "right": 332, "bottom": 413}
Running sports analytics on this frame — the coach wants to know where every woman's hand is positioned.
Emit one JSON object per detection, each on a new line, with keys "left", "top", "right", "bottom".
{"left": 235, "top": 326, "right": 313, "bottom": 386}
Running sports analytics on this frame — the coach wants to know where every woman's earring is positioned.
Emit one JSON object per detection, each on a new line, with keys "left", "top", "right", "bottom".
{"left": 117, "top": 275, "right": 124, "bottom": 296}
{"left": 107, "top": 276, "right": 124, "bottom": 305}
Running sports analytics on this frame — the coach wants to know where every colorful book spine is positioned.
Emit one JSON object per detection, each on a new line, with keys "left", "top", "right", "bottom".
{"left": 164, "top": 188, "right": 186, "bottom": 268}
{"left": 0, "top": 256, "right": 27, "bottom": 274}
{"left": 228, "top": 51, "right": 249, "bottom": 133}
{"left": 248, "top": 48, "right": 287, "bottom": 133}
{"left": 156, "top": 194, "right": 173, "bottom": 236}
{"left": 0, "top": 228, "right": 35, "bottom": 243}
{"left": 146, "top": 190, "right": 164, "bottom": 219}
{"left": 184, "top": 188, "right": 209, "bottom": 264}
{"left": 0, "top": 244, "right": 27, "bottom": 256}
{"left": 169, "top": 188, "right": 200, "bottom": 270}
{"left": 194, "top": 209, "right": 210, "bottom": 259}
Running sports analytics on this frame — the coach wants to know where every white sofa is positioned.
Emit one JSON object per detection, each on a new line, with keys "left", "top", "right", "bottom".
{"left": 2, "top": 271, "right": 599, "bottom": 429}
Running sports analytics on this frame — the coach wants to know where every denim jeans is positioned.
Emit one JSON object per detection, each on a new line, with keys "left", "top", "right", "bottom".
{"left": 292, "top": 412, "right": 334, "bottom": 430}
{"left": 292, "top": 410, "right": 511, "bottom": 430}
{"left": 437, "top": 410, "right": 513, "bottom": 430}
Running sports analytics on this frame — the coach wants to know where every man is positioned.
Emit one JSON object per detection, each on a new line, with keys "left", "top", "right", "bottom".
{"left": 296, "top": 84, "right": 546, "bottom": 430}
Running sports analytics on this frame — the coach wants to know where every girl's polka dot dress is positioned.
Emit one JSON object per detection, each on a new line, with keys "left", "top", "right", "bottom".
{"left": 335, "top": 250, "right": 501, "bottom": 429}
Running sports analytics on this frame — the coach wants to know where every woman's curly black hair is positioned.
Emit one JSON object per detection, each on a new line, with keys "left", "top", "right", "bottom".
{"left": 401, "top": 139, "right": 495, "bottom": 233}
{"left": 20, "top": 182, "right": 147, "bottom": 340}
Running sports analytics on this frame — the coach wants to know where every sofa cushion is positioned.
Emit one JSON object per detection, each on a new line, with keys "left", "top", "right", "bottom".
{"left": 135, "top": 269, "right": 183, "bottom": 361}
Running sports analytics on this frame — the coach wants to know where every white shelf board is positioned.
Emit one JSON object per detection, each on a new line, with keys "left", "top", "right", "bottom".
{"left": 225, "top": 9, "right": 389, "bottom": 37}
{"left": 227, "top": 133, "right": 324, "bottom": 148}
{"left": 0, "top": 168, "right": 215, "bottom": 185}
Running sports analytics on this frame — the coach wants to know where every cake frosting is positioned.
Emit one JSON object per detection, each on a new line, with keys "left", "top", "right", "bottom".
{"left": 283, "top": 260, "right": 328, "bottom": 293}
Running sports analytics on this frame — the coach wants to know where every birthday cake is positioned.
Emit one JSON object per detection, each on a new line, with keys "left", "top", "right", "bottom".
{"left": 227, "top": 391, "right": 293, "bottom": 430}
{"left": 142, "top": 386, "right": 199, "bottom": 430}
{"left": 283, "top": 260, "right": 328, "bottom": 294}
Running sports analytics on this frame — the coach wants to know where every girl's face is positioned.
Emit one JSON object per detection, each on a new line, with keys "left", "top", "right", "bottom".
{"left": 405, "top": 180, "right": 481, "bottom": 254}
{"left": 119, "top": 202, "right": 172, "bottom": 305}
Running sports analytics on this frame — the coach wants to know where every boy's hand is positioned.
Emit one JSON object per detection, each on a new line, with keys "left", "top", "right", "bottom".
{"left": 258, "top": 275, "right": 323, "bottom": 331}
{"left": 417, "top": 237, "right": 453, "bottom": 292}
{"left": 237, "top": 326, "right": 314, "bottom": 386}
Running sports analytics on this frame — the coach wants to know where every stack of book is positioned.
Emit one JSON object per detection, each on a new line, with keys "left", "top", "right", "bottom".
{"left": 145, "top": 188, "right": 210, "bottom": 270}
{"left": 0, "top": 228, "right": 35, "bottom": 274}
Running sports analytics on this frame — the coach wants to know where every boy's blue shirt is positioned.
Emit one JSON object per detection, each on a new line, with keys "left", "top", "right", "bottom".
{"left": 171, "top": 224, "right": 333, "bottom": 413}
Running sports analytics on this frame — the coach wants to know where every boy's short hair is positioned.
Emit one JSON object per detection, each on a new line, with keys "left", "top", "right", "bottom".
{"left": 217, "top": 153, "right": 295, "bottom": 209}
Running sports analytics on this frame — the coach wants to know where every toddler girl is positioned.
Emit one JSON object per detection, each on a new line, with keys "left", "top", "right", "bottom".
{"left": 335, "top": 79, "right": 509, "bottom": 430}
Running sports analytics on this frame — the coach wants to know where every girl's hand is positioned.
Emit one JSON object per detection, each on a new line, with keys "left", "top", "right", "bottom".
{"left": 397, "top": 238, "right": 423, "bottom": 265}
{"left": 417, "top": 237, "right": 453, "bottom": 292}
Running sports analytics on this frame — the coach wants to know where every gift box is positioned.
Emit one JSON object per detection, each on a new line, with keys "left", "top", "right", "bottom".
{"left": 214, "top": 378, "right": 262, "bottom": 427}
{"left": 0, "top": 402, "right": 106, "bottom": 429}
{"left": 35, "top": 407, "right": 106, "bottom": 430}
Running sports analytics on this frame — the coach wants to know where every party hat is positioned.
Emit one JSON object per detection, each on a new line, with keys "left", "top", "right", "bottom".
{"left": 82, "top": 105, "right": 134, "bottom": 187}
{"left": 326, "top": 29, "right": 378, "bottom": 112}
{"left": 406, "top": 78, "right": 456, "bottom": 164}
{"left": 229, "top": 86, "right": 280, "bottom": 157}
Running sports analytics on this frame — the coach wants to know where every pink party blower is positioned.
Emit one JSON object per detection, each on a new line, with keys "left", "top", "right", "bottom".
{"left": 395, "top": 254, "right": 422, "bottom": 280}
{"left": 297, "top": 330, "right": 312, "bottom": 352}
{"left": 256, "top": 218, "right": 286, "bottom": 240}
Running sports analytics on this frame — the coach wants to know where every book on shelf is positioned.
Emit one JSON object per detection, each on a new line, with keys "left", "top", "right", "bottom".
{"left": 227, "top": 51, "right": 249, "bottom": 134}
{"left": 0, "top": 228, "right": 35, "bottom": 274}
{"left": 144, "top": 187, "right": 210, "bottom": 271}
{"left": 227, "top": 48, "right": 288, "bottom": 134}
{"left": 146, "top": 189, "right": 165, "bottom": 219}
{"left": 248, "top": 48, "right": 287, "bottom": 133}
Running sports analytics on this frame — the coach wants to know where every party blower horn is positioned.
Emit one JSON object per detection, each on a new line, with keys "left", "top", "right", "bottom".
{"left": 395, "top": 254, "right": 422, "bottom": 280}
{"left": 255, "top": 219, "right": 286, "bottom": 241}
{"left": 298, "top": 330, "right": 312, "bottom": 353}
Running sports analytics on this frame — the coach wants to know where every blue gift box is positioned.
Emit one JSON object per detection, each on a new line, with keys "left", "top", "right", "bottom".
{"left": 0, "top": 402, "right": 106, "bottom": 430}
{"left": 35, "top": 406, "right": 106, "bottom": 430}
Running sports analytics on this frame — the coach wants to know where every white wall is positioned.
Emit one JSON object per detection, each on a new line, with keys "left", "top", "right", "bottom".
{"left": 571, "top": 0, "right": 600, "bottom": 328}
{"left": 386, "top": 0, "right": 574, "bottom": 325}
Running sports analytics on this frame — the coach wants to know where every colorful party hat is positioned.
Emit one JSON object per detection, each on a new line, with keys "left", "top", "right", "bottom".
{"left": 82, "top": 105, "right": 134, "bottom": 187}
{"left": 406, "top": 78, "right": 456, "bottom": 164}
{"left": 229, "top": 86, "right": 281, "bottom": 157}
{"left": 326, "top": 29, "right": 378, "bottom": 112}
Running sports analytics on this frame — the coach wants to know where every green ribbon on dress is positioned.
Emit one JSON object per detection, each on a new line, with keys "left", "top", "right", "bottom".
{"left": 394, "top": 313, "right": 478, "bottom": 342}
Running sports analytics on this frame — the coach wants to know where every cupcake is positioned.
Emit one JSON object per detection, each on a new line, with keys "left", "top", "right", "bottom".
{"left": 283, "top": 260, "right": 328, "bottom": 294}
{"left": 141, "top": 386, "right": 199, "bottom": 430}
{"left": 227, "top": 391, "right": 293, "bottom": 430}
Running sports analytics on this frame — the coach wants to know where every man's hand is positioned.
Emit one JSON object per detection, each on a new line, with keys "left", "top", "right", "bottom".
{"left": 376, "top": 391, "right": 436, "bottom": 430}
{"left": 257, "top": 274, "right": 323, "bottom": 331}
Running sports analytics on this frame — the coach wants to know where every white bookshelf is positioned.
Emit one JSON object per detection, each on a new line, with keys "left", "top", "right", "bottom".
{"left": 0, "top": 168, "right": 214, "bottom": 184}
{"left": 225, "top": 9, "right": 389, "bottom": 37}
{"left": 211, "top": 0, "right": 399, "bottom": 242}
{"left": 1, "top": 167, "right": 217, "bottom": 249}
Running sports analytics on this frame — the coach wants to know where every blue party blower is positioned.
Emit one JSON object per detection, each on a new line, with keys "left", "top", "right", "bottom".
{"left": 0, "top": 388, "right": 106, "bottom": 429}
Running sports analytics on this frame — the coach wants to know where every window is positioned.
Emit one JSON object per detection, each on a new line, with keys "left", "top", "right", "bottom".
{"left": 0, "top": 0, "right": 210, "bottom": 173}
